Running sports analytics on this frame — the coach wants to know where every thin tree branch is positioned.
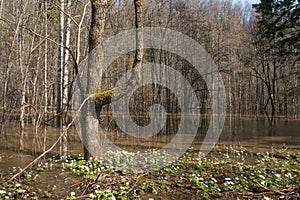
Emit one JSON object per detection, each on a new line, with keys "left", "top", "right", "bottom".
{"left": 8, "top": 94, "right": 93, "bottom": 182}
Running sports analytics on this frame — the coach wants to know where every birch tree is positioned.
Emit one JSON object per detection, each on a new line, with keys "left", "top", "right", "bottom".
{"left": 57, "top": 0, "right": 64, "bottom": 127}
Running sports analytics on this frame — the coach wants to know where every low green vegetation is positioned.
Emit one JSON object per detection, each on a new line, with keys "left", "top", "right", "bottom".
{"left": 0, "top": 145, "right": 299, "bottom": 199}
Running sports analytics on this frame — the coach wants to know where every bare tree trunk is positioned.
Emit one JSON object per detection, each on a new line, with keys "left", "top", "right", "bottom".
{"left": 132, "top": 0, "right": 144, "bottom": 75}
{"left": 82, "top": 0, "right": 144, "bottom": 159}
{"left": 89, "top": 0, "right": 109, "bottom": 50}
{"left": 61, "top": 0, "right": 72, "bottom": 156}
{"left": 20, "top": 11, "right": 39, "bottom": 151}
{"left": 57, "top": 0, "right": 65, "bottom": 155}
{"left": 19, "top": 34, "right": 28, "bottom": 134}
{"left": 44, "top": 0, "right": 48, "bottom": 154}
{"left": 57, "top": 0, "right": 64, "bottom": 128}
{"left": 1, "top": 0, "right": 28, "bottom": 132}
{"left": 0, "top": 0, "right": 3, "bottom": 128}
{"left": 31, "top": 29, "right": 41, "bottom": 127}
{"left": 76, "top": 1, "right": 89, "bottom": 64}
{"left": 19, "top": 4, "right": 32, "bottom": 132}
{"left": 0, "top": 0, "right": 3, "bottom": 19}
{"left": 228, "top": 75, "right": 232, "bottom": 115}
{"left": 82, "top": 0, "right": 111, "bottom": 160}
{"left": 63, "top": 0, "right": 71, "bottom": 109}
{"left": 130, "top": 0, "right": 144, "bottom": 128}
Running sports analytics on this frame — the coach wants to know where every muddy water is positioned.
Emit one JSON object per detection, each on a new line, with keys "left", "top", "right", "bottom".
{"left": 0, "top": 115, "right": 299, "bottom": 172}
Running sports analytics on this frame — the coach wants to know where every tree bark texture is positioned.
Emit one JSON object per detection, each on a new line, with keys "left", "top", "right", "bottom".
{"left": 83, "top": 0, "right": 110, "bottom": 160}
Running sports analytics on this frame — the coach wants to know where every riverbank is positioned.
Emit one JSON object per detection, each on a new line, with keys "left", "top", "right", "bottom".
{"left": 0, "top": 145, "right": 299, "bottom": 199}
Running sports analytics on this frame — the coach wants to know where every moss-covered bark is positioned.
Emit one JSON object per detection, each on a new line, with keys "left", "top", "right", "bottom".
{"left": 93, "top": 0, "right": 144, "bottom": 115}
{"left": 94, "top": 87, "right": 119, "bottom": 115}
{"left": 83, "top": 0, "right": 144, "bottom": 160}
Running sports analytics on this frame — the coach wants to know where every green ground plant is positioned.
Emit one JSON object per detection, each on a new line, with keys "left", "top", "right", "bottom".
{"left": 0, "top": 146, "right": 299, "bottom": 199}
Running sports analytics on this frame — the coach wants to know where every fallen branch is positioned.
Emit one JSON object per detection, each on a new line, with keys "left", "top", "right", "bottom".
{"left": 73, "top": 193, "right": 94, "bottom": 200}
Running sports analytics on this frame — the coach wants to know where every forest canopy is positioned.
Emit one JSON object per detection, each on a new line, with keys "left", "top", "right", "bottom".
{"left": 0, "top": 0, "right": 299, "bottom": 131}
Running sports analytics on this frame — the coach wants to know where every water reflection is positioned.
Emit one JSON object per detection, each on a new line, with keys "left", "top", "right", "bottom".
{"left": 0, "top": 116, "right": 299, "bottom": 171}
{"left": 220, "top": 116, "right": 300, "bottom": 145}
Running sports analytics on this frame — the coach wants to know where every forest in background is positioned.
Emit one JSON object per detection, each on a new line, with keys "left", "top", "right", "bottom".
{"left": 0, "top": 0, "right": 299, "bottom": 134}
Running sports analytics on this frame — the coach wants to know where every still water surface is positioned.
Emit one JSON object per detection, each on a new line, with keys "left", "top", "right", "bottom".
{"left": 0, "top": 116, "right": 299, "bottom": 171}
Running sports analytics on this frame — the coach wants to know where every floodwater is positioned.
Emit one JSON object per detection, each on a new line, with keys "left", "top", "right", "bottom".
{"left": 0, "top": 115, "right": 299, "bottom": 172}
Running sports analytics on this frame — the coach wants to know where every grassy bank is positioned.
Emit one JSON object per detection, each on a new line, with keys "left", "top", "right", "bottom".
{"left": 0, "top": 145, "right": 299, "bottom": 199}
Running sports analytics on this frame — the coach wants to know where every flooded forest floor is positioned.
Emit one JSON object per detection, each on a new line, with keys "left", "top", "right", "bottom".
{"left": 0, "top": 145, "right": 299, "bottom": 199}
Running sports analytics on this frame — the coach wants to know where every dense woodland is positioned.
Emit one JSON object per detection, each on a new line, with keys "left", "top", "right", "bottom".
{"left": 0, "top": 0, "right": 299, "bottom": 135}
{"left": 0, "top": 1, "right": 300, "bottom": 199}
